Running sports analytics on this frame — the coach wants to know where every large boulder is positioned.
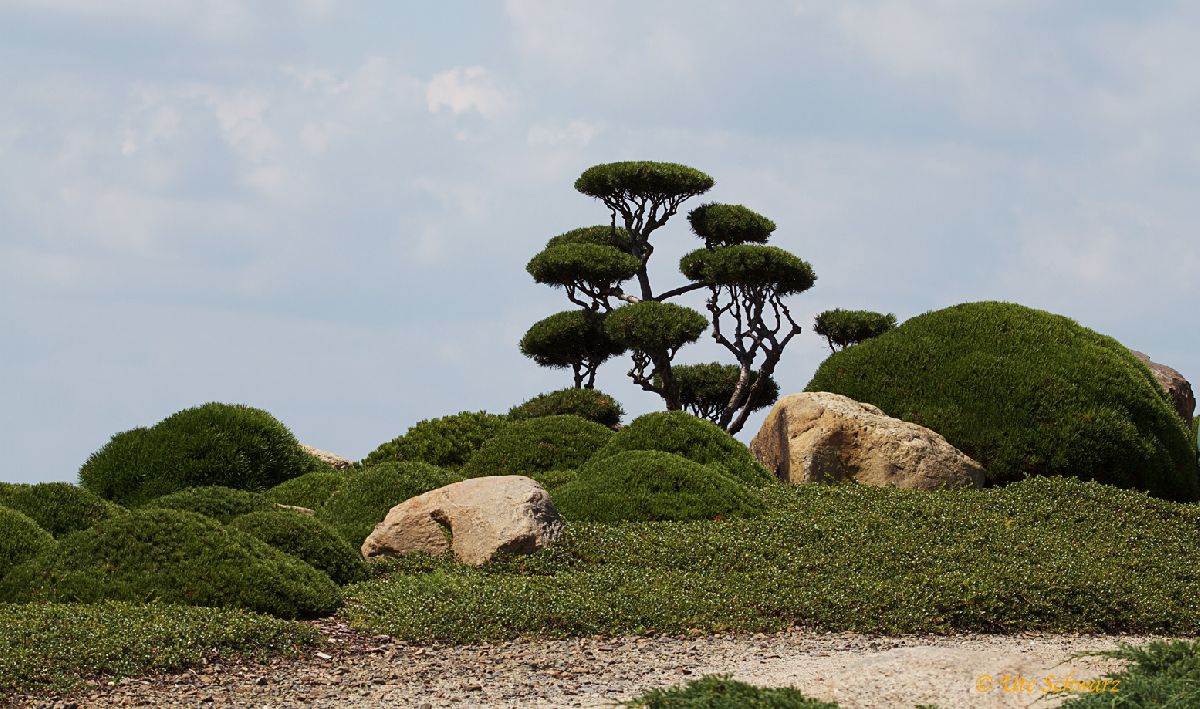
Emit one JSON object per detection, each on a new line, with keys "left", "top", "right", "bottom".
{"left": 300, "top": 443, "right": 353, "bottom": 471}
{"left": 361, "top": 476, "right": 563, "bottom": 566}
{"left": 750, "top": 392, "right": 985, "bottom": 490}
{"left": 1131, "top": 351, "right": 1195, "bottom": 426}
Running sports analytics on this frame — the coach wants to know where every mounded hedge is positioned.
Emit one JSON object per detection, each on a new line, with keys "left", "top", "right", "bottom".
{"left": 0, "top": 482, "right": 124, "bottom": 538}
{"left": 230, "top": 510, "right": 366, "bottom": 585}
{"left": 0, "top": 509, "right": 340, "bottom": 619}
{"left": 508, "top": 388, "right": 624, "bottom": 429}
{"left": 0, "top": 507, "right": 55, "bottom": 581}
{"left": 460, "top": 415, "right": 615, "bottom": 484}
{"left": 555, "top": 450, "right": 764, "bottom": 523}
{"left": 317, "top": 462, "right": 462, "bottom": 547}
{"left": 594, "top": 411, "right": 775, "bottom": 487}
{"left": 807, "top": 301, "right": 1199, "bottom": 501}
{"left": 79, "top": 403, "right": 322, "bottom": 506}
{"left": 142, "top": 486, "right": 278, "bottom": 524}
{"left": 264, "top": 471, "right": 346, "bottom": 510}
{"left": 361, "top": 411, "right": 508, "bottom": 470}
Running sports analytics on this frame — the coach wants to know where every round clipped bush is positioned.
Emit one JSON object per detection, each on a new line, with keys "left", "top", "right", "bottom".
{"left": 813, "top": 309, "right": 897, "bottom": 351}
{"left": 508, "top": 388, "right": 624, "bottom": 429}
{"left": 603, "top": 301, "right": 708, "bottom": 353}
{"left": 654, "top": 363, "right": 780, "bottom": 423}
{"left": 0, "top": 507, "right": 55, "bottom": 581}
{"left": 0, "top": 509, "right": 340, "bottom": 619}
{"left": 679, "top": 245, "right": 816, "bottom": 294}
{"left": 554, "top": 450, "right": 763, "bottom": 523}
{"left": 264, "top": 471, "right": 346, "bottom": 510}
{"left": 361, "top": 411, "right": 509, "bottom": 470}
{"left": 79, "top": 403, "right": 322, "bottom": 506}
{"left": 519, "top": 310, "right": 627, "bottom": 380}
{"left": 230, "top": 510, "right": 366, "bottom": 585}
{"left": 317, "top": 462, "right": 462, "bottom": 547}
{"left": 526, "top": 243, "right": 640, "bottom": 289}
{"left": 545, "top": 225, "right": 632, "bottom": 252}
{"left": 575, "top": 161, "right": 714, "bottom": 201}
{"left": 594, "top": 411, "right": 774, "bottom": 487}
{"left": 687, "top": 203, "right": 776, "bottom": 247}
{"left": 142, "top": 486, "right": 278, "bottom": 524}
{"left": 459, "top": 415, "right": 614, "bottom": 484}
{"left": 0, "top": 482, "right": 125, "bottom": 538}
{"left": 806, "top": 301, "right": 1199, "bottom": 500}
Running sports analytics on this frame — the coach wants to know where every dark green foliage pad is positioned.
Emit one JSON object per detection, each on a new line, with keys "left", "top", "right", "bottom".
{"left": 142, "top": 486, "right": 278, "bottom": 524}
{"left": 679, "top": 245, "right": 815, "bottom": 295}
{"left": 0, "top": 506, "right": 55, "bottom": 581}
{"left": 460, "top": 415, "right": 614, "bottom": 485}
{"left": 687, "top": 203, "right": 777, "bottom": 247}
{"left": 231, "top": 510, "right": 367, "bottom": 585}
{"left": 812, "top": 309, "right": 897, "bottom": 350}
{"left": 627, "top": 675, "right": 840, "bottom": 708}
{"left": 657, "top": 363, "right": 780, "bottom": 422}
{"left": 508, "top": 388, "right": 624, "bottom": 428}
{"left": 264, "top": 471, "right": 346, "bottom": 510}
{"left": 604, "top": 301, "right": 709, "bottom": 353}
{"left": 575, "top": 161, "right": 714, "bottom": 201}
{"left": 361, "top": 411, "right": 509, "bottom": 469}
{"left": 316, "top": 462, "right": 462, "bottom": 547}
{"left": 0, "top": 482, "right": 124, "bottom": 538}
{"left": 807, "top": 301, "right": 1198, "bottom": 501}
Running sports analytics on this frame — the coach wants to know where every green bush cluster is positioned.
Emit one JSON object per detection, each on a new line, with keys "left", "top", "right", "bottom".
{"left": 0, "top": 509, "right": 340, "bottom": 619}
{"left": 595, "top": 411, "right": 774, "bottom": 487}
{"left": 508, "top": 388, "right": 624, "bottom": 428}
{"left": 264, "top": 471, "right": 347, "bottom": 510}
{"left": 0, "top": 507, "right": 55, "bottom": 581}
{"left": 657, "top": 363, "right": 780, "bottom": 423}
{"left": 317, "top": 462, "right": 462, "bottom": 547}
{"left": 0, "top": 601, "right": 317, "bottom": 700}
{"left": 806, "top": 302, "right": 1199, "bottom": 500}
{"left": 230, "top": 510, "right": 366, "bottom": 585}
{"left": 1061, "top": 639, "right": 1200, "bottom": 707}
{"left": 812, "top": 309, "right": 897, "bottom": 351}
{"left": 460, "top": 415, "right": 614, "bottom": 485}
{"left": 0, "top": 482, "right": 124, "bottom": 538}
{"left": 627, "top": 676, "right": 839, "bottom": 708}
{"left": 687, "top": 203, "right": 777, "bottom": 247}
{"left": 142, "top": 486, "right": 278, "bottom": 524}
{"left": 361, "top": 411, "right": 508, "bottom": 469}
{"left": 79, "top": 403, "right": 322, "bottom": 506}
{"left": 555, "top": 450, "right": 764, "bottom": 523}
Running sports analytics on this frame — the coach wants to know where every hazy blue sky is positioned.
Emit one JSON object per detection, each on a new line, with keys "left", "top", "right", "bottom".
{"left": 3, "top": 1, "right": 1197, "bottom": 484}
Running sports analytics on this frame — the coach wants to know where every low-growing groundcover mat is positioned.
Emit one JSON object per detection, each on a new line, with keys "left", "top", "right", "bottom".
{"left": 626, "top": 675, "right": 840, "bottom": 708}
{"left": 340, "top": 476, "right": 1200, "bottom": 641}
{"left": 1060, "top": 639, "right": 1200, "bottom": 707}
{"left": 806, "top": 301, "right": 1198, "bottom": 501}
{"left": 0, "top": 601, "right": 318, "bottom": 700}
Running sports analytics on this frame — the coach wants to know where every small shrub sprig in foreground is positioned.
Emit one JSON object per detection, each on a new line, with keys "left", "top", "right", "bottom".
{"left": 1061, "top": 639, "right": 1200, "bottom": 707}
{"left": 627, "top": 675, "right": 840, "bottom": 708}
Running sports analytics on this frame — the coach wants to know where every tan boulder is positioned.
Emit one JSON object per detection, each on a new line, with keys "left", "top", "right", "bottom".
{"left": 750, "top": 392, "right": 985, "bottom": 490}
{"left": 300, "top": 443, "right": 353, "bottom": 470}
{"left": 361, "top": 476, "right": 564, "bottom": 566}
{"left": 1130, "top": 350, "right": 1195, "bottom": 426}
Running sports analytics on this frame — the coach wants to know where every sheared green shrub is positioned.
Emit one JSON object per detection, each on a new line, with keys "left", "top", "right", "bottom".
{"left": 687, "top": 203, "right": 777, "bottom": 247}
{"left": 813, "top": 309, "right": 897, "bottom": 352}
{"left": 655, "top": 363, "right": 780, "bottom": 423}
{"left": 0, "top": 507, "right": 55, "bottom": 581}
{"left": 0, "top": 509, "right": 340, "bottom": 619}
{"left": 807, "top": 301, "right": 1198, "bottom": 500}
{"left": 627, "top": 675, "right": 839, "bottom": 708}
{"left": 79, "top": 403, "right": 322, "bottom": 506}
{"left": 1062, "top": 639, "right": 1200, "bottom": 707}
{"left": 508, "top": 388, "right": 624, "bottom": 428}
{"left": 361, "top": 411, "right": 508, "bottom": 469}
{"left": 459, "top": 415, "right": 614, "bottom": 484}
{"left": 264, "top": 471, "right": 346, "bottom": 510}
{"left": 0, "top": 482, "right": 124, "bottom": 538}
{"left": 555, "top": 450, "right": 763, "bottom": 523}
{"left": 142, "top": 486, "right": 277, "bottom": 524}
{"left": 231, "top": 510, "right": 366, "bottom": 585}
{"left": 594, "top": 411, "right": 774, "bottom": 487}
{"left": 317, "top": 462, "right": 462, "bottom": 547}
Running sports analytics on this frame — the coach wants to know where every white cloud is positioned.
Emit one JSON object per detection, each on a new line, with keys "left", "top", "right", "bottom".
{"left": 426, "top": 66, "right": 513, "bottom": 119}
{"left": 527, "top": 119, "right": 602, "bottom": 147}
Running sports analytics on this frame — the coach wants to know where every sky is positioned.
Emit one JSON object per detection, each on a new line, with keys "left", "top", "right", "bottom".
{"left": 2, "top": 1, "right": 1197, "bottom": 485}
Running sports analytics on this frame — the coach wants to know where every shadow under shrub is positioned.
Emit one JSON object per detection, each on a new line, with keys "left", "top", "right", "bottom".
{"left": 264, "top": 471, "right": 347, "bottom": 510}
{"left": 555, "top": 450, "right": 764, "bottom": 522}
{"left": 0, "top": 509, "right": 340, "bottom": 619}
{"left": 807, "top": 301, "right": 1198, "bottom": 501}
{"left": 142, "top": 486, "right": 277, "bottom": 523}
{"left": 79, "top": 403, "right": 323, "bottom": 506}
{"left": 317, "top": 462, "right": 462, "bottom": 547}
{"left": 0, "top": 507, "right": 55, "bottom": 581}
{"left": 0, "top": 482, "right": 124, "bottom": 538}
{"left": 508, "top": 388, "right": 624, "bottom": 429}
{"left": 460, "top": 414, "right": 614, "bottom": 484}
{"left": 593, "top": 411, "right": 774, "bottom": 487}
{"left": 231, "top": 510, "right": 367, "bottom": 585}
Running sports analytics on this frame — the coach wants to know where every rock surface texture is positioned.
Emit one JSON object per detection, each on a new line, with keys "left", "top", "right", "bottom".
{"left": 300, "top": 443, "right": 354, "bottom": 470}
{"left": 1131, "top": 350, "right": 1196, "bottom": 425}
{"left": 361, "top": 476, "right": 564, "bottom": 566}
{"left": 750, "top": 392, "right": 985, "bottom": 490}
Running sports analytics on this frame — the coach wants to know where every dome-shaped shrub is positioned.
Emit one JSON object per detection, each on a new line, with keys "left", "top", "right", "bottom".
{"left": 0, "top": 509, "right": 340, "bottom": 619}
{"left": 594, "top": 411, "right": 774, "bottom": 487}
{"left": 317, "top": 462, "right": 462, "bottom": 547}
{"left": 459, "top": 415, "right": 614, "bottom": 484}
{"left": 806, "top": 301, "right": 1199, "bottom": 500}
{"left": 508, "top": 388, "right": 624, "bottom": 429}
{"left": 142, "top": 486, "right": 277, "bottom": 524}
{"left": 264, "top": 471, "right": 346, "bottom": 510}
{"left": 230, "top": 510, "right": 366, "bottom": 585}
{"left": 0, "top": 507, "right": 55, "bottom": 581}
{"left": 79, "top": 403, "right": 322, "bottom": 506}
{"left": 0, "top": 482, "right": 124, "bottom": 538}
{"left": 361, "top": 411, "right": 508, "bottom": 469}
{"left": 554, "top": 450, "right": 763, "bottom": 522}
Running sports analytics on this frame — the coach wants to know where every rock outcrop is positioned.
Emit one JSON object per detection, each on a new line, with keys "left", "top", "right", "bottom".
{"left": 300, "top": 443, "right": 353, "bottom": 471}
{"left": 1130, "top": 351, "right": 1195, "bottom": 425}
{"left": 361, "top": 476, "right": 564, "bottom": 566}
{"left": 750, "top": 392, "right": 985, "bottom": 490}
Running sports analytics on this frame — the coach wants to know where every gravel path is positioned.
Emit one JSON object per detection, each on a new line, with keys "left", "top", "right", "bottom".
{"left": 27, "top": 622, "right": 1171, "bottom": 709}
